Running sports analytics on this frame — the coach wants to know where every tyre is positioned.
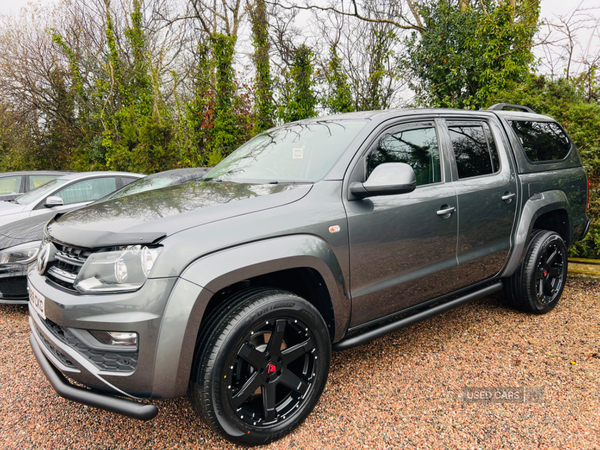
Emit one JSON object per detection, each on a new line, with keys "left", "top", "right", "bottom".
{"left": 189, "top": 289, "right": 331, "bottom": 446}
{"left": 504, "top": 230, "right": 568, "bottom": 314}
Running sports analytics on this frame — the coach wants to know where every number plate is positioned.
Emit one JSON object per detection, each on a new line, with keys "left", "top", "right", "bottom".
{"left": 29, "top": 284, "right": 46, "bottom": 320}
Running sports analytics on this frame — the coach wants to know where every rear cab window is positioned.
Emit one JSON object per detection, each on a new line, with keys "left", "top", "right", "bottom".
{"left": 509, "top": 120, "right": 571, "bottom": 163}
{"left": 447, "top": 121, "right": 500, "bottom": 179}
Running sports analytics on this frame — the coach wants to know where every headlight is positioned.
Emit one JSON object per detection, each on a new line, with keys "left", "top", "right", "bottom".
{"left": 0, "top": 241, "right": 42, "bottom": 265}
{"left": 73, "top": 245, "right": 161, "bottom": 294}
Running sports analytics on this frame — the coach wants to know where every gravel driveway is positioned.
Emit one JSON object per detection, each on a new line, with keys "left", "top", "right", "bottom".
{"left": 1, "top": 279, "right": 599, "bottom": 449}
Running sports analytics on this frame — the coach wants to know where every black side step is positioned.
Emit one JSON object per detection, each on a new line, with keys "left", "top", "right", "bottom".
{"left": 333, "top": 282, "right": 503, "bottom": 351}
{"left": 29, "top": 334, "right": 158, "bottom": 421}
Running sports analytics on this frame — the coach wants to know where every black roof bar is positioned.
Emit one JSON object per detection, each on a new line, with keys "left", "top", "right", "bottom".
{"left": 487, "top": 103, "right": 535, "bottom": 113}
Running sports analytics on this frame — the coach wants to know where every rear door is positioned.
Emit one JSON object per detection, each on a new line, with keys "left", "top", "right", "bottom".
{"left": 345, "top": 120, "right": 459, "bottom": 328}
{"left": 442, "top": 117, "right": 518, "bottom": 287}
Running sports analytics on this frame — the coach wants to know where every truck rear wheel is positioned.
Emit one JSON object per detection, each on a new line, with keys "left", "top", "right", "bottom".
{"left": 189, "top": 289, "right": 331, "bottom": 446}
{"left": 504, "top": 230, "right": 568, "bottom": 314}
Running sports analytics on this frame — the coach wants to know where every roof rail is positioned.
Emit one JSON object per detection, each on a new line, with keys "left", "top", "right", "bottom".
{"left": 487, "top": 103, "right": 535, "bottom": 113}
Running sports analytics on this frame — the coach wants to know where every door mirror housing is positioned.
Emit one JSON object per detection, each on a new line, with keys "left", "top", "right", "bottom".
{"left": 45, "top": 196, "right": 64, "bottom": 207}
{"left": 350, "top": 163, "right": 417, "bottom": 198}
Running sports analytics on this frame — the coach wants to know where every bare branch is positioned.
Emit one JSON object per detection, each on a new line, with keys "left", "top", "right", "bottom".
{"left": 264, "top": 1, "right": 424, "bottom": 32}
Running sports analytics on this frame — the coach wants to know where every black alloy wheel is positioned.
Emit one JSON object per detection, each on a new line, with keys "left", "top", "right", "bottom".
{"left": 226, "top": 317, "right": 318, "bottom": 427}
{"left": 534, "top": 240, "right": 565, "bottom": 306}
{"left": 504, "top": 230, "right": 568, "bottom": 314}
{"left": 190, "top": 289, "right": 331, "bottom": 446}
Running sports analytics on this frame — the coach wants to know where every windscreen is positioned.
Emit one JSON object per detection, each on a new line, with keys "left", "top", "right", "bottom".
{"left": 204, "top": 120, "right": 367, "bottom": 183}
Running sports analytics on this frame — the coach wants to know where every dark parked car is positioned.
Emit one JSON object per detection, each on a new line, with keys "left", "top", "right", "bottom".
{"left": 0, "top": 171, "right": 143, "bottom": 227}
{"left": 101, "top": 167, "right": 212, "bottom": 201}
{"left": 27, "top": 106, "right": 589, "bottom": 445}
{"left": 0, "top": 171, "right": 68, "bottom": 202}
{"left": 0, "top": 168, "right": 209, "bottom": 303}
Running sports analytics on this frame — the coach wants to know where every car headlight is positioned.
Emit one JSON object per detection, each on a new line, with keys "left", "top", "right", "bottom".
{"left": 0, "top": 241, "right": 42, "bottom": 265}
{"left": 73, "top": 245, "right": 161, "bottom": 294}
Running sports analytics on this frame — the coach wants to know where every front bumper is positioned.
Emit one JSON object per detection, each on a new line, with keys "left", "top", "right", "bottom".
{"left": 27, "top": 265, "right": 209, "bottom": 422}
{"left": 27, "top": 270, "right": 178, "bottom": 396}
{"left": 0, "top": 263, "right": 30, "bottom": 303}
{"left": 29, "top": 333, "right": 158, "bottom": 420}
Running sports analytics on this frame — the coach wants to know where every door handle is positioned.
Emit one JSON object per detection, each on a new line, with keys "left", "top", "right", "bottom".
{"left": 502, "top": 192, "right": 516, "bottom": 202}
{"left": 437, "top": 206, "right": 456, "bottom": 217}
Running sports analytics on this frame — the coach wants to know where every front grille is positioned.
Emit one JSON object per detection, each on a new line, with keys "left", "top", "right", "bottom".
{"left": 45, "top": 242, "right": 92, "bottom": 291}
{"left": 35, "top": 326, "right": 76, "bottom": 369}
{"left": 43, "top": 318, "right": 138, "bottom": 373}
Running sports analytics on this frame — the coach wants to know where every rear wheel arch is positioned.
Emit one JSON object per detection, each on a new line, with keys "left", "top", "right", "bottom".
{"left": 531, "top": 209, "right": 570, "bottom": 247}
{"left": 501, "top": 190, "right": 570, "bottom": 277}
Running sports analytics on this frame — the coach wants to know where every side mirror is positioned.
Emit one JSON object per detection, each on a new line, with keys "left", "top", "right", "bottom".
{"left": 45, "top": 196, "right": 64, "bottom": 207}
{"left": 350, "top": 163, "right": 417, "bottom": 198}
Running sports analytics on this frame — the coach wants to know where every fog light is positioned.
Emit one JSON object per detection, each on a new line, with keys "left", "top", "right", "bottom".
{"left": 90, "top": 330, "right": 138, "bottom": 347}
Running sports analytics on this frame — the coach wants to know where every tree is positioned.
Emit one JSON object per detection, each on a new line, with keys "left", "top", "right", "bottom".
{"left": 279, "top": 45, "right": 317, "bottom": 122}
{"left": 208, "top": 33, "right": 240, "bottom": 164}
{"left": 250, "top": 0, "right": 275, "bottom": 133}
{"left": 403, "top": 0, "right": 539, "bottom": 109}
{"left": 101, "top": 0, "right": 179, "bottom": 173}
{"left": 323, "top": 43, "right": 354, "bottom": 114}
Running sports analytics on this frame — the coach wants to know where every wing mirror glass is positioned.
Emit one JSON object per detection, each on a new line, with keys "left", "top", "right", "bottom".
{"left": 45, "top": 196, "right": 64, "bottom": 207}
{"left": 350, "top": 162, "right": 417, "bottom": 198}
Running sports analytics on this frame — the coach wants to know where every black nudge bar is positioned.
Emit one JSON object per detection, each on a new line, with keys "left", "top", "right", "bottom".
{"left": 29, "top": 334, "right": 158, "bottom": 421}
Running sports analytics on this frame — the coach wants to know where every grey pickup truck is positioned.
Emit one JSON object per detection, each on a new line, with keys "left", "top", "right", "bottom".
{"left": 27, "top": 105, "right": 589, "bottom": 445}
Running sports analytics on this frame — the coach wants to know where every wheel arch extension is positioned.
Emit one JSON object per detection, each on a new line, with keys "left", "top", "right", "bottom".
{"left": 152, "top": 234, "right": 349, "bottom": 398}
{"left": 501, "top": 190, "right": 570, "bottom": 278}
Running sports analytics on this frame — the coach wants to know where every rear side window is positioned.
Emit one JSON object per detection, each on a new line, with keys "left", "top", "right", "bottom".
{"left": 448, "top": 122, "right": 500, "bottom": 179}
{"left": 509, "top": 121, "right": 571, "bottom": 162}
{"left": 0, "top": 176, "right": 22, "bottom": 194}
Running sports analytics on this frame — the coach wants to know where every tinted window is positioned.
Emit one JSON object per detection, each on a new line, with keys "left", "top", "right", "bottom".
{"left": 509, "top": 120, "right": 571, "bottom": 162}
{"left": 367, "top": 126, "right": 441, "bottom": 186}
{"left": 0, "top": 176, "right": 22, "bottom": 194}
{"left": 54, "top": 177, "right": 117, "bottom": 205}
{"left": 449, "top": 123, "right": 499, "bottom": 179}
{"left": 29, "top": 175, "right": 59, "bottom": 190}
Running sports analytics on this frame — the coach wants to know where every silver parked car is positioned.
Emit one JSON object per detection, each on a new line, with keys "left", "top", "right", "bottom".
{"left": 0, "top": 171, "right": 143, "bottom": 228}
{"left": 0, "top": 168, "right": 208, "bottom": 304}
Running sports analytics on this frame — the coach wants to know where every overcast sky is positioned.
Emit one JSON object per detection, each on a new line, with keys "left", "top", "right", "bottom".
{"left": 0, "top": 0, "right": 597, "bottom": 76}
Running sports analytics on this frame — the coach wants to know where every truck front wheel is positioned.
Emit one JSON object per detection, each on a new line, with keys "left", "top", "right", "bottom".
{"left": 189, "top": 289, "right": 331, "bottom": 446}
{"left": 504, "top": 230, "right": 568, "bottom": 314}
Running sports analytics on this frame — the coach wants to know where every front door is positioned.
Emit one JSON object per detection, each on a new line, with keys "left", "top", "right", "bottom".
{"left": 345, "top": 120, "right": 459, "bottom": 328}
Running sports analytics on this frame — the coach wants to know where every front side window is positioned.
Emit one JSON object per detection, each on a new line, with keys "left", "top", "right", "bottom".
{"left": 16, "top": 179, "right": 68, "bottom": 205}
{"left": 509, "top": 120, "right": 571, "bottom": 162}
{"left": 0, "top": 176, "right": 22, "bottom": 195}
{"left": 448, "top": 122, "right": 500, "bottom": 179}
{"left": 367, "top": 126, "right": 441, "bottom": 186}
{"left": 54, "top": 177, "right": 117, "bottom": 205}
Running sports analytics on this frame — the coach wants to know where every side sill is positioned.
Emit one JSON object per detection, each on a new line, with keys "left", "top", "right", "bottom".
{"left": 333, "top": 282, "right": 503, "bottom": 351}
